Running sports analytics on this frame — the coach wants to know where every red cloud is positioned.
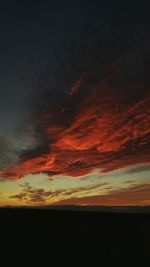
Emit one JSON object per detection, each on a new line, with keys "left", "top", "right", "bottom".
{"left": 1, "top": 51, "right": 150, "bottom": 180}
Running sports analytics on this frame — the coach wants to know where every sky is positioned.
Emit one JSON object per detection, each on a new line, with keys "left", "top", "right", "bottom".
{"left": 0, "top": 1, "right": 150, "bottom": 206}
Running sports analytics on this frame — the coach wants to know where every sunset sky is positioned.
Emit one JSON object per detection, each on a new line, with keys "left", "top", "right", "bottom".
{"left": 0, "top": 1, "right": 150, "bottom": 207}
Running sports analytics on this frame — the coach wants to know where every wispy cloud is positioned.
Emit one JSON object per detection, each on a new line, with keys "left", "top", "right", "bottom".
{"left": 54, "top": 182, "right": 150, "bottom": 206}
{"left": 9, "top": 183, "right": 63, "bottom": 204}
{"left": 9, "top": 182, "right": 109, "bottom": 205}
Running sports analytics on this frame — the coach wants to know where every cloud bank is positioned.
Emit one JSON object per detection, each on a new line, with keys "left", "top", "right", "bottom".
{"left": 0, "top": 44, "right": 150, "bottom": 180}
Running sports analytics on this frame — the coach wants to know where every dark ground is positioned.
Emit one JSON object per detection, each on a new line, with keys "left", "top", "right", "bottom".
{"left": 0, "top": 208, "right": 150, "bottom": 266}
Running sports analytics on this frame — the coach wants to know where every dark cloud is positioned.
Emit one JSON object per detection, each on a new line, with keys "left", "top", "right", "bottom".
{"left": 0, "top": 178, "right": 6, "bottom": 182}
{"left": 123, "top": 180, "right": 136, "bottom": 184}
{"left": 9, "top": 183, "right": 64, "bottom": 204}
{"left": 125, "top": 166, "right": 150, "bottom": 175}
{"left": 0, "top": 136, "right": 19, "bottom": 168}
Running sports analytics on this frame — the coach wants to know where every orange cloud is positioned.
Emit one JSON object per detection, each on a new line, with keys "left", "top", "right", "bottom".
{"left": 1, "top": 50, "right": 150, "bottom": 180}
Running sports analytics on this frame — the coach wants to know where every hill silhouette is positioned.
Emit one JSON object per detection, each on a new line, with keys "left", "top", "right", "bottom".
{"left": 0, "top": 207, "right": 150, "bottom": 266}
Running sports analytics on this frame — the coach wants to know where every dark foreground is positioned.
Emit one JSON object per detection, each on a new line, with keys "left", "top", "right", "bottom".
{"left": 1, "top": 208, "right": 150, "bottom": 266}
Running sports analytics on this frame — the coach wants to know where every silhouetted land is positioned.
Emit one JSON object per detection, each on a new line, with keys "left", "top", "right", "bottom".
{"left": 1, "top": 207, "right": 150, "bottom": 266}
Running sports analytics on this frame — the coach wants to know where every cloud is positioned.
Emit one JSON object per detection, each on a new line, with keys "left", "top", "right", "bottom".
{"left": 0, "top": 136, "right": 19, "bottom": 168}
{"left": 0, "top": 178, "right": 5, "bottom": 182}
{"left": 1, "top": 44, "right": 150, "bottom": 180}
{"left": 9, "top": 182, "right": 109, "bottom": 205}
{"left": 9, "top": 183, "right": 64, "bottom": 204}
{"left": 123, "top": 180, "right": 135, "bottom": 184}
{"left": 60, "top": 182, "right": 109, "bottom": 197}
{"left": 54, "top": 183, "right": 150, "bottom": 206}
{"left": 8, "top": 180, "right": 150, "bottom": 206}
{"left": 125, "top": 165, "right": 150, "bottom": 175}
